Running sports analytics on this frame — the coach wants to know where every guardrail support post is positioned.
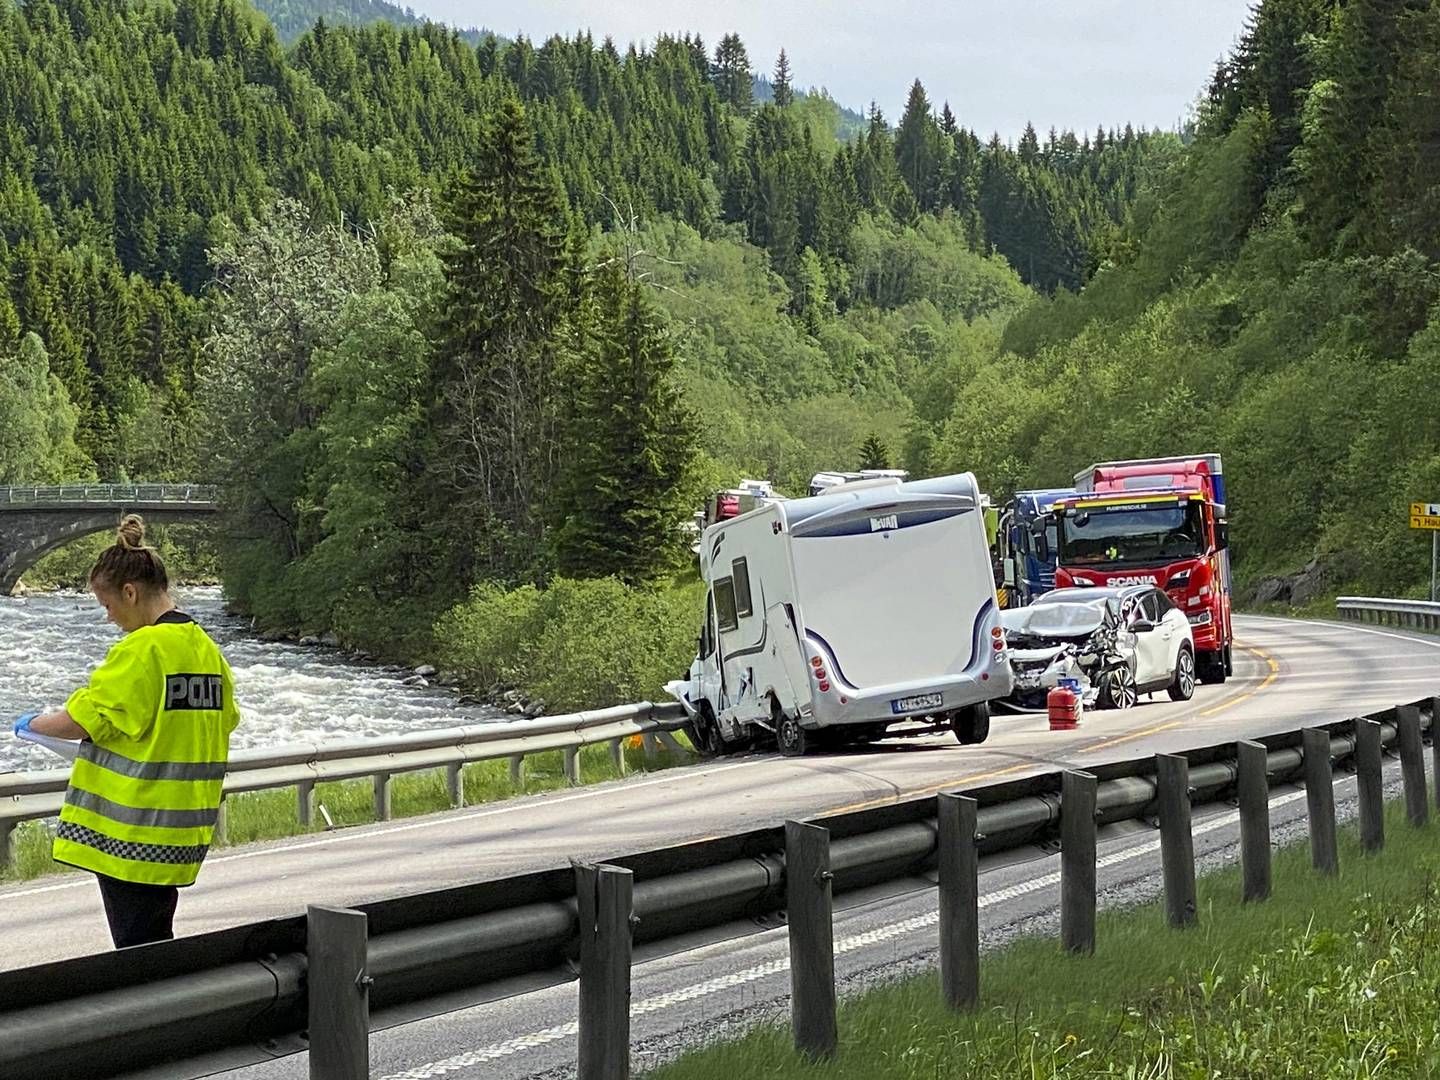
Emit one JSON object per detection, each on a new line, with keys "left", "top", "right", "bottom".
{"left": 214, "top": 799, "right": 228, "bottom": 846}
{"left": 0, "top": 820, "right": 13, "bottom": 872}
{"left": 609, "top": 738, "right": 627, "bottom": 776}
{"left": 1156, "top": 754, "right": 1197, "bottom": 928}
{"left": 509, "top": 754, "right": 525, "bottom": 788}
{"left": 937, "top": 793, "right": 979, "bottom": 1012}
{"left": 564, "top": 747, "right": 581, "bottom": 785}
{"left": 575, "top": 862, "right": 634, "bottom": 1080}
{"left": 306, "top": 905, "right": 370, "bottom": 1080}
{"left": 642, "top": 733, "right": 660, "bottom": 761}
{"left": 1302, "top": 728, "right": 1338, "bottom": 876}
{"left": 446, "top": 763, "right": 465, "bottom": 809}
{"left": 1398, "top": 704, "right": 1428, "bottom": 827}
{"left": 1061, "top": 770, "right": 1097, "bottom": 956}
{"left": 785, "top": 820, "right": 837, "bottom": 1060}
{"left": 1355, "top": 718, "right": 1384, "bottom": 854}
{"left": 1432, "top": 697, "right": 1440, "bottom": 813}
{"left": 373, "top": 772, "right": 392, "bottom": 822}
{"left": 1237, "top": 740, "right": 1271, "bottom": 902}
{"left": 298, "top": 781, "right": 316, "bottom": 828}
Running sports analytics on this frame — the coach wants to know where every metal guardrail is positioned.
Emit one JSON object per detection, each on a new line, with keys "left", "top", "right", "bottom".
{"left": 0, "top": 702, "right": 690, "bottom": 866}
{"left": 0, "top": 484, "right": 218, "bottom": 506}
{"left": 0, "top": 696, "right": 1434, "bottom": 1079}
{"left": 1337, "top": 595, "right": 1440, "bottom": 631}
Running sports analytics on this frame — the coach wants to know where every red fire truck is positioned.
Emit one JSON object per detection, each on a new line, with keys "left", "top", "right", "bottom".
{"left": 1052, "top": 455, "right": 1233, "bottom": 684}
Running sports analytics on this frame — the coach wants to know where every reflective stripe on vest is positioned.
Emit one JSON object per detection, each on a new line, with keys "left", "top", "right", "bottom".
{"left": 63, "top": 786, "right": 221, "bottom": 830}
{"left": 78, "top": 742, "right": 228, "bottom": 783}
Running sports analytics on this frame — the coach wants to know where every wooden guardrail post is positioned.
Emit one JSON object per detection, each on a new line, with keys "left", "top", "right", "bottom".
{"left": 1302, "top": 728, "right": 1338, "bottom": 876}
{"left": 1397, "top": 704, "right": 1428, "bottom": 826}
{"left": 575, "top": 862, "right": 634, "bottom": 1080}
{"left": 1155, "top": 754, "right": 1197, "bottom": 928}
{"left": 1237, "top": 740, "right": 1271, "bottom": 902}
{"left": 307, "top": 905, "right": 370, "bottom": 1080}
{"left": 1061, "top": 770, "right": 1097, "bottom": 955}
{"left": 937, "top": 792, "right": 979, "bottom": 1012}
{"left": 373, "top": 772, "right": 392, "bottom": 822}
{"left": 1355, "top": 718, "right": 1384, "bottom": 854}
{"left": 785, "top": 820, "right": 837, "bottom": 1060}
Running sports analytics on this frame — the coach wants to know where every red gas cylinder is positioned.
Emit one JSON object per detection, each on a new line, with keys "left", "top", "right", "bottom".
{"left": 1048, "top": 685, "right": 1082, "bottom": 730}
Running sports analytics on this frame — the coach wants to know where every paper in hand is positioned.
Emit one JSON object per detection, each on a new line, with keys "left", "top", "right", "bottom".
{"left": 15, "top": 725, "right": 81, "bottom": 763}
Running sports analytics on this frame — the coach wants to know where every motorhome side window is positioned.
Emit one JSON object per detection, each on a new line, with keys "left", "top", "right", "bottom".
{"left": 700, "top": 592, "right": 716, "bottom": 658}
{"left": 714, "top": 577, "right": 740, "bottom": 633}
{"left": 731, "top": 557, "right": 753, "bottom": 618}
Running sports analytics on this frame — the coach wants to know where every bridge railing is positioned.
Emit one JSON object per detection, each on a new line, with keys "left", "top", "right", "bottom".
{"left": 1337, "top": 595, "right": 1440, "bottom": 631}
{"left": 0, "top": 483, "right": 218, "bottom": 506}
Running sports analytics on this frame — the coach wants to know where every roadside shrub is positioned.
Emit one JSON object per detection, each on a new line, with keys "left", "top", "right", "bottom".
{"left": 435, "top": 577, "right": 703, "bottom": 712}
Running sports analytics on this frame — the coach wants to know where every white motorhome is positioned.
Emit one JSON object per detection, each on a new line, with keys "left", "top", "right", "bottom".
{"left": 668, "top": 472, "right": 1012, "bottom": 756}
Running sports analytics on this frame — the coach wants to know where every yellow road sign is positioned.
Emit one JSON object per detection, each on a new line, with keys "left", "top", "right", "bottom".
{"left": 1411, "top": 503, "right": 1440, "bottom": 529}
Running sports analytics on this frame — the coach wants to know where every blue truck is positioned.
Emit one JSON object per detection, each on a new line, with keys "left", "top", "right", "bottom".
{"left": 996, "top": 488, "right": 1077, "bottom": 608}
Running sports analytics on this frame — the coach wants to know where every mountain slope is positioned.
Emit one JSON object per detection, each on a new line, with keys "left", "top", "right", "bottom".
{"left": 251, "top": 0, "right": 488, "bottom": 44}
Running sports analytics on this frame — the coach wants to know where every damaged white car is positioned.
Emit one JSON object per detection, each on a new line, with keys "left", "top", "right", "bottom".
{"left": 1000, "top": 585, "right": 1196, "bottom": 710}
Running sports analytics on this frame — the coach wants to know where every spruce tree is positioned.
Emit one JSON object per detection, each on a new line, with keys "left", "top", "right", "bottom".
{"left": 712, "top": 33, "right": 754, "bottom": 113}
{"left": 551, "top": 263, "right": 696, "bottom": 583}
{"left": 433, "top": 97, "right": 575, "bottom": 582}
{"left": 896, "top": 79, "right": 942, "bottom": 211}
{"left": 858, "top": 432, "right": 890, "bottom": 470}
{"left": 772, "top": 48, "right": 793, "bottom": 107}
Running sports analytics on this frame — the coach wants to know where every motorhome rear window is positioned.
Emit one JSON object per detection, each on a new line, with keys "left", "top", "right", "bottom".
{"left": 731, "top": 557, "right": 753, "bottom": 617}
{"left": 714, "top": 577, "right": 739, "bottom": 632}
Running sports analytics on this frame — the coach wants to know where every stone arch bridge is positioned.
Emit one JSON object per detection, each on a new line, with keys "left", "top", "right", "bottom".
{"left": 0, "top": 485, "right": 219, "bottom": 595}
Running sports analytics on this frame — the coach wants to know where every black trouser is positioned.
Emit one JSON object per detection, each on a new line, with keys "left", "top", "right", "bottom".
{"left": 96, "top": 874, "right": 179, "bottom": 949}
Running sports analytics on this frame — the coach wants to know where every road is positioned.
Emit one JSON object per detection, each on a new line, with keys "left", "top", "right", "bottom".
{"left": 3, "top": 616, "right": 1437, "bottom": 978}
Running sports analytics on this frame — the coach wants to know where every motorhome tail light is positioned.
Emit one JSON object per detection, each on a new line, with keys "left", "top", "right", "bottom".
{"left": 817, "top": 680, "right": 830, "bottom": 693}
{"left": 810, "top": 656, "right": 823, "bottom": 668}
{"left": 990, "top": 627, "right": 1003, "bottom": 637}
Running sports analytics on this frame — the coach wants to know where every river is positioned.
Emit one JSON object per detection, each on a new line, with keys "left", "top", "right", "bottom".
{"left": 0, "top": 587, "right": 503, "bottom": 774}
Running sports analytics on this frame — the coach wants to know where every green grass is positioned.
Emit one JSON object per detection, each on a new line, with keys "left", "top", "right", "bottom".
{"left": 3, "top": 739, "right": 693, "bottom": 882}
{"left": 651, "top": 800, "right": 1440, "bottom": 1079}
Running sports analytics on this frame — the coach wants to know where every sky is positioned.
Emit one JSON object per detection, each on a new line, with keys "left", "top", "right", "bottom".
{"left": 414, "top": 0, "right": 1255, "bottom": 141}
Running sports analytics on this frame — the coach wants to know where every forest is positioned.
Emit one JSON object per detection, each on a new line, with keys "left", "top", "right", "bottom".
{"left": 2, "top": 0, "right": 1438, "bottom": 699}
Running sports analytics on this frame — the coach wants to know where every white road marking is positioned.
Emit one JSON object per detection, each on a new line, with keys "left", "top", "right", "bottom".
{"left": 0, "top": 759, "right": 760, "bottom": 899}
{"left": 1241, "top": 616, "right": 1440, "bottom": 651}
{"left": 376, "top": 790, "right": 1312, "bottom": 1080}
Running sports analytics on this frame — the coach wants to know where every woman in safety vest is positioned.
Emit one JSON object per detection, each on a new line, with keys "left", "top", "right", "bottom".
{"left": 13, "top": 515, "right": 241, "bottom": 949}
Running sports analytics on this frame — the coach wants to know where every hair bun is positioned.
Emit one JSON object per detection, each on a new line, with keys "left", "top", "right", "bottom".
{"left": 116, "top": 514, "right": 147, "bottom": 550}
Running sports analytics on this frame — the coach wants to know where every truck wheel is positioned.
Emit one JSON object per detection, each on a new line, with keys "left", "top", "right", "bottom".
{"left": 1097, "top": 664, "right": 1137, "bottom": 709}
{"left": 775, "top": 709, "right": 810, "bottom": 757}
{"left": 1223, "top": 644, "right": 1234, "bottom": 676}
{"left": 1198, "top": 651, "right": 1227, "bottom": 685}
{"left": 1167, "top": 645, "right": 1196, "bottom": 702}
{"left": 950, "top": 702, "right": 991, "bottom": 745}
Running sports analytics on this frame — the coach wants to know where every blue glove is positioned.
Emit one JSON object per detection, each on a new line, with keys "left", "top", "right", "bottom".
{"left": 12, "top": 712, "right": 38, "bottom": 736}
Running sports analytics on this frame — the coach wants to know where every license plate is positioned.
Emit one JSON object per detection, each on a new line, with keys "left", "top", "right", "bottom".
{"left": 891, "top": 692, "right": 944, "bottom": 715}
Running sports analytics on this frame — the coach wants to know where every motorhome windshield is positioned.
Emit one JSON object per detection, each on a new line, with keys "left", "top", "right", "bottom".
{"left": 1059, "top": 502, "right": 1204, "bottom": 568}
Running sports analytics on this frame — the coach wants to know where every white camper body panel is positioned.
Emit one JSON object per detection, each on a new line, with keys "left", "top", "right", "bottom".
{"left": 690, "top": 473, "right": 1011, "bottom": 739}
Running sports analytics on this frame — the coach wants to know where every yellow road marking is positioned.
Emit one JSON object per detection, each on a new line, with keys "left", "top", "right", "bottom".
{"left": 821, "top": 762, "right": 1038, "bottom": 817}
{"left": 1197, "top": 646, "right": 1280, "bottom": 718}
{"left": 1079, "top": 719, "right": 1183, "bottom": 753}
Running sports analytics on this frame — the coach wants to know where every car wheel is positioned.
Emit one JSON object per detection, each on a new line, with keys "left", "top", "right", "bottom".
{"left": 1167, "top": 645, "right": 1196, "bottom": 702}
{"left": 950, "top": 702, "right": 991, "bottom": 744}
{"left": 1098, "top": 664, "right": 1137, "bottom": 710}
{"left": 775, "top": 705, "right": 810, "bottom": 757}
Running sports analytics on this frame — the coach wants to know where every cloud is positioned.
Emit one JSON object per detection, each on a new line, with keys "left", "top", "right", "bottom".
{"left": 419, "top": 0, "right": 1251, "bottom": 139}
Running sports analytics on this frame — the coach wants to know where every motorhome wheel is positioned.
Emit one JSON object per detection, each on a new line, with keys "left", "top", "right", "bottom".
{"left": 950, "top": 702, "right": 991, "bottom": 745}
{"left": 775, "top": 708, "right": 809, "bottom": 756}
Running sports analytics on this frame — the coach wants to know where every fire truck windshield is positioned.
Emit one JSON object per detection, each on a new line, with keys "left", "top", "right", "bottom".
{"left": 1059, "top": 503, "right": 1204, "bottom": 568}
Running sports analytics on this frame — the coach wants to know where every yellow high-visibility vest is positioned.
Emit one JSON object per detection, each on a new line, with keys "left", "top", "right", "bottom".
{"left": 54, "top": 611, "right": 241, "bottom": 886}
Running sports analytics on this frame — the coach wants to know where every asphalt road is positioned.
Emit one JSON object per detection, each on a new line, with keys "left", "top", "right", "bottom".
{"left": 2, "top": 616, "right": 1436, "bottom": 978}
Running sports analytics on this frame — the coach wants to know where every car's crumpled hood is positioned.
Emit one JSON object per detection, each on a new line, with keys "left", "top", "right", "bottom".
{"left": 1001, "top": 598, "right": 1111, "bottom": 640}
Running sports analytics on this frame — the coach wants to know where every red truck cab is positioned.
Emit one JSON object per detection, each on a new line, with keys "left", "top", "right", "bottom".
{"left": 1053, "top": 455, "right": 1233, "bottom": 684}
